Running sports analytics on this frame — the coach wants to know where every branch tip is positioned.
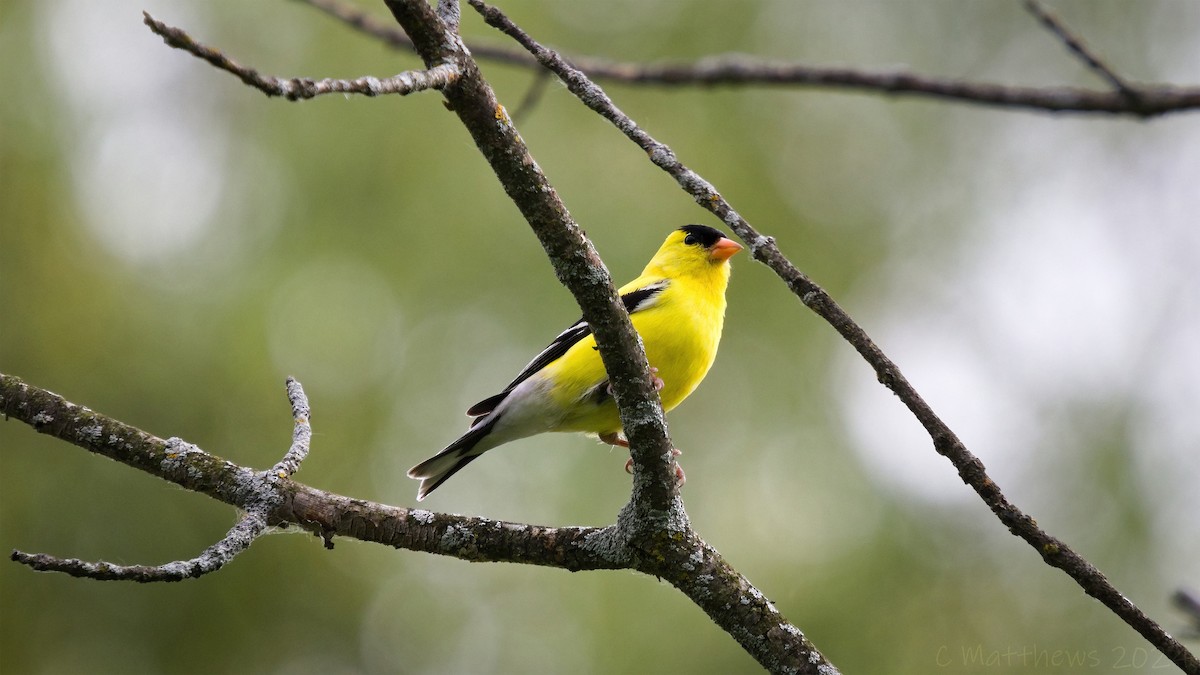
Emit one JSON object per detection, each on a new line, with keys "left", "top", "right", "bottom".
{"left": 10, "top": 508, "right": 270, "bottom": 583}
{"left": 274, "top": 377, "right": 313, "bottom": 478}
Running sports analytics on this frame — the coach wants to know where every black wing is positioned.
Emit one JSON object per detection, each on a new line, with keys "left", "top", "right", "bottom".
{"left": 465, "top": 280, "right": 669, "bottom": 417}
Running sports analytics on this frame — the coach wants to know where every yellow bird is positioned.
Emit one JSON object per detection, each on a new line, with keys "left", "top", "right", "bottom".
{"left": 409, "top": 224, "right": 741, "bottom": 500}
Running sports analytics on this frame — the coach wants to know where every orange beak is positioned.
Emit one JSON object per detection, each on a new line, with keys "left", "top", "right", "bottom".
{"left": 709, "top": 237, "right": 743, "bottom": 262}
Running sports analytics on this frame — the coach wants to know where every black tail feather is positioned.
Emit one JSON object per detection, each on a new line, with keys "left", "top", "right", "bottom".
{"left": 409, "top": 413, "right": 499, "bottom": 500}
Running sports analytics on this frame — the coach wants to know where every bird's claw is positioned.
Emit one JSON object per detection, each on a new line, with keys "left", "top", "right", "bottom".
{"left": 600, "top": 431, "right": 628, "bottom": 448}
{"left": 604, "top": 367, "right": 664, "bottom": 397}
{"left": 649, "top": 366, "right": 664, "bottom": 392}
{"left": 624, "top": 447, "right": 685, "bottom": 486}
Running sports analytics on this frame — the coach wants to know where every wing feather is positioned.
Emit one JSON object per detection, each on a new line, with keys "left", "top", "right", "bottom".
{"left": 464, "top": 280, "right": 669, "bottom": 417}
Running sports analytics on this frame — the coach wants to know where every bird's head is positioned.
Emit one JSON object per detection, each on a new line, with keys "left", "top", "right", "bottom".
{"left": 643, "top": 224, "right": 742, "bottom": 278}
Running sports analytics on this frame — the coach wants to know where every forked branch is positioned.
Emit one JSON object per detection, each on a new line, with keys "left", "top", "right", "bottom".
{"left": 0, "top": 372, "right": 619, "bottom": 572}
{"left": 9, "top": 378, "right": 313, "bottom": 582}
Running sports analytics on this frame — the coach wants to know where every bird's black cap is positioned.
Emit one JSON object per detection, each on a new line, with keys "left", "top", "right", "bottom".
{"left": 678, "top": 224, "right": 729, "bottom": 248}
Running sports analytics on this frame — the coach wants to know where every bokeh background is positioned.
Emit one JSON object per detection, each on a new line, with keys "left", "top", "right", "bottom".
{"left": 2, "top": 1, "right": 1198, "bottom": 673}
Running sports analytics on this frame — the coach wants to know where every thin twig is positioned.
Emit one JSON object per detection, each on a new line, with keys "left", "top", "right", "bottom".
{"left": 142, "top": 12, "right": 459, "bottom": 100}
{"left": 294, "top": 0, "right": 1200, "bottom": 118}
{"left": 11, "top": 513, "right": 268, "bottom": 582}
{"left": 1022, "top": 0, "right": 1142, "bottom": 104}
{"left": 272, "top": 376, "right": 312, "bottom": 478}
{"left": 511, "top": 71, "right": 552, "bottom": 124}
{"left": 567, "top": 59, "right": 1198, "bottom": 117}
{"left": 466, "top": 2, "right": 1200, "bottom": 673}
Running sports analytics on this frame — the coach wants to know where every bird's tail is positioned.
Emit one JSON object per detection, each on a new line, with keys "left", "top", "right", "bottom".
{"left": 408, "top": 415, "right": 499, "bottom": 501}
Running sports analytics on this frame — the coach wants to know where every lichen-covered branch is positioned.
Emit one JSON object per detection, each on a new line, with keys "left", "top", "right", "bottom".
{"left": 143, "top": 12, "right": 459, "bottom": 100}
{"left": 281, "top": 481, "right": 625, "bottom": 569}
{"left": 0, "top": 374, "right": 260, "bottom": 506}
{"left": 6, "top": 378, "right": 316, "bottom": 582}
{"left": 466, "top": 3, "right": 1199, "bottom": 673}
{"left": 11, "top": 513, "right": 268, "bottom": 582}
{"left": 0, "top": 372, "right": 622, "bottom": 573}
{"left": 272, "top": 376, "right": 312, "bottom": 478}
{"left": 641, "top": 529, "right": 830, "bottom": 674}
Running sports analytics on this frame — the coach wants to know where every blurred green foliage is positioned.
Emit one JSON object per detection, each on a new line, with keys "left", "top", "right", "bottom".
{"left": 2, "top": 1, "right": 1198, "bottom": 673}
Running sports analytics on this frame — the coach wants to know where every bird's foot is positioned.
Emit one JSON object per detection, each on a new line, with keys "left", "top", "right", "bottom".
{"left": 600, "top": 431, "right": 629, "bottom": 448}
{"left": 603, "top": 367, "right": 664, "bottom": 397}
{"left": 649, "top": 366, "right": 664, "bottom": 392}
{"left": 624, "top": 447, "right": 685, "bottom": 486}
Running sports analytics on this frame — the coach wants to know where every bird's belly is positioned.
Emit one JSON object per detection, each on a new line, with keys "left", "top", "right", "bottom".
{"left": 540, "top": 340, "right": 622, "bottom": 435}
{"left": 539, "top": 309, "right": 720, "bottom": 436}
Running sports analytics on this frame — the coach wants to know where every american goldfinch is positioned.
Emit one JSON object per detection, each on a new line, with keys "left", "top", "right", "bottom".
{"left": 409, "top": 224, "right": 741, "bottom": 500}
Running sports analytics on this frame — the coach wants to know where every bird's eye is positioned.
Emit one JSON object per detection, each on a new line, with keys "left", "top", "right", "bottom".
{"left": 684, "top": 234, "right": 699, "bottom": 246}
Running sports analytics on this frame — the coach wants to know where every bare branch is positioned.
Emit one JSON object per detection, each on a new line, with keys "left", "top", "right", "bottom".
{"left": 272, "top": 376, "right": 312, "bottom": 478}
{"left": 466, "top": 3, "right": 1200, "bottom": 673}
{"left": 142, "top": 11, "right": 459, "bottom": 100}
{"left": 511, "top": 70, "right": 552, "bottom": 125}
{"left": 296, "top": 0, "right": 1199, "bottom": 118}
{"left": 1023, "top": 0, "right": 1141, "bottom": 102}
{"left": 570, "top": 59, "right": 1200, "bottom": 117}
{"left": 0, "top": 373, "right": 623, "bottom": 572}
{"left": 0, "top": 373, "right": 261, "bottom": 505}
{"left": 283, "top": 481, "right": 626, "bottom": 568}
{"left": 11, "top": 513, "right": 268, "bottom": 582}
{"left": 7, "top": 377, "right": 318, "bottom": 582}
